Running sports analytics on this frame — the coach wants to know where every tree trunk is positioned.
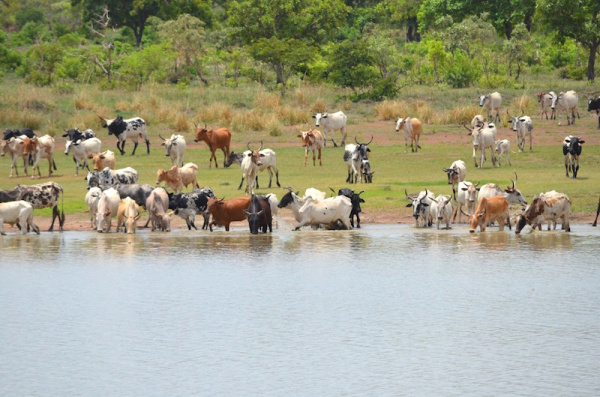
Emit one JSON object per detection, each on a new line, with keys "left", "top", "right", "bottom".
{"left": 587, "top": 42, "right": 598, "bottom": 82}
{"left": 504, "top": 22, "right": 513, "bottom": 40}
{"left": 406, "top": 18, "right": 420, "bottom": 42}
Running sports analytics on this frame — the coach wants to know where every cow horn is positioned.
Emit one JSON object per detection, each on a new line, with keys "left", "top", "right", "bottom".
{"left": 204, "top": 123, "right": 207, "bottom": 129}
{"left": 366, "top": 135, "right": 373, "bottom": 145}
{"left": 97, "top": 114, "right": 105, "bottom": 121}
{"left": 355, "top": 136, "right": 359, "bottom": 144}
{"left": 475, "top": 181, "right": 480, "bottom": 187}
{"left": 193, "top": 122, "right": 198, "bottom": 128}
{"left": 463, "top": 124, "right": 473, "bottom": 132}
{"left": 285, "top": 186, "right": 294, "bottom": 192}
{"left": 358, "top": 190, "right": 364, "bottom": 195}
{"left": 329, "top": 187, "right": 336, "bottom": 194}
{"left": 259, "top": 140, "right": 263, "bottom": 151}
{"left": 247, "top": 141, "right": 251, "bottom": 150}
{"left": 405, "top": 189, "right": 410, "bottom": 200}
{"left": 514, "top": 172, "right": 518, "bottom": 186}
{"left": 158, "top": 134, "right": 166, "bottom": 141}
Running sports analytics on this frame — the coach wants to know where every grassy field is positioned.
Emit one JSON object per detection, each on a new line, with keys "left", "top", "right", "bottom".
{"left": 1, "top": 77, "right": 599, "bottom": 223}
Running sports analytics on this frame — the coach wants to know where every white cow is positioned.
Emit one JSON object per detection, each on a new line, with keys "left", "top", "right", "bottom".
{"left": 471, "top": 114, "right": 485, "bottom": 129}
{"left": 241, "top": 142, "right": 263, "bottom": 194}
{"left": 405, "top": 189, "right": 436, "bottom": 228}
{"left": 226, "top": 149, "right": 281, "bottom": 190}
{"left": 146, "top": 187, "right": 172, "bottom": 232}
{"left": 432, "top": 194, "right": 453, "bottom": 230}
{"left": 313, "top": 111, "right": 348, "bottom": 147}
{"left": 303, "top": 188, "right": 326, "bottom": 201}
{"left": 494, "top": 139, "right": 511, "bottom": 166}
{"left": 454, "top": 181, "right": 479, "bottom": 223}
{"left": 85, "top": 187, "right": 102, "bottom": 229}
{"left": 160, "top": 134, "right": 186, "bottom": 167}
{"left": 443, "top": 160, "right": 467, "bottom": 194}
{"left": 1, "top": 137, "right": 28, "bottom": 178}
{"left": 294, "top": 195, "right": 352, "bottom": 230}
{"left": 552, "top": 90, "right": 580, "bottom": 125}
{"left": 96, "top": 188, "right": 121, "bottom": 233}
{"left": 465, "top": 123, "right": 496, "bottom": 168}
{"left": 515, "top": 191, "right": 571, "bottom": 233}
{"left": 0, "top": 200, "right": 39, "bottom": 235}
{"left": 537, "top": 91, "right": 556, "bottom": 120}
{"left": 23, "top": 135, "right": 56, "bottom": 179}
{"left": 510, "top": 115, "right": 533, "bottom": 152}
{"left": 479, "top": 92, "right": 502, "bottom": 123}
{"left": 65, "top": 137, "right": 102, "bottom": 176}
{"left": 478, "top": 173, "right": 527, "bottom": 206}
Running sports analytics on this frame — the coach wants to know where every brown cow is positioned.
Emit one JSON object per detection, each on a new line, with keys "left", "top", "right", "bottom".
{"left": 206, "top": 196, "right": 252, "bottom": 231}
{"left": 395, "top": 117, "right": 422, "bottom": 153}
{"left": 156, "top": 163, "right": 199, "bottom": 194}
{"left": 469, "top": 195, "right": 511, "bottom": 233}
{"left": 194, "top": 124, "right": 231, "bottom": 168}
{"left": 297, "top": 129, "right": 323, "bottom": 166}
{"left": 116, "top": 197, "right": 141, "bottom": 234}
{"left": 22, "top": 135, "right": 56, "bottom": 179}
{"left": 90, "top": 150, "right": 116, "bottom": 171}
{"left": 515, "top": 191, "right": 571, "bottom": 233}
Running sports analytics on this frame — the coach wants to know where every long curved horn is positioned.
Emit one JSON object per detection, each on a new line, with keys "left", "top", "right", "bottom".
{"left": 259, "top": 140, "right": 263, "bottom": 151}
{"left": 329, "top": 187, "right": 336, "bottom": 194}
{"left": 158, "top": 134, "right": 166, "bottom": 141}
{"left": 405, "top": 189, "right": 411, "bottom": 200}
{"left": 475, "top": 181, "right": 480, "bottom": 187}
{"left": 358, "top": 190, "right": 365, "bottom": 195}
{"left": 463, "top": 124, "right": 473, "bottom": 132}
{"left": 204, "top": 123, "right": 207, "bottom": 129}
{"left": 247, "top": 141, "right": 251, "bottom": 151}
{"left": 193, "top": 122, "right": 198, "bottom": 129}
{"left": 97, "top": 114, "right": 106, "bottom": 122}
{"left": 355, "top": 136, "right": 359, "bottom": 144}
{"left": 514, "top": 172, "right": 518, "bottom": 187}
{"left": 366, "top": 135, "right": 373, "bottom": 145}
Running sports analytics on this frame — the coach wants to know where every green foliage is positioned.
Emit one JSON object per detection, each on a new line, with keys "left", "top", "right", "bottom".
{"left": 15, "top": 7, "right": 45, "bottom": 28}
{"left": 444, "top": 49, "right": 479, "bottom": 87}
{"left": 0, "top": 43, "right": 21, "bottom": 71}
{"left": 118, "top": 43, "right": 175, "bottom": 89}
{"left": 18, "top": 43, "right": 64, "bottom": 86}
{"left": 329, "top": 39, "right": 378, "bottom": 94}
{"left": 12, "top": 21, "right": 51, "bottom": 45}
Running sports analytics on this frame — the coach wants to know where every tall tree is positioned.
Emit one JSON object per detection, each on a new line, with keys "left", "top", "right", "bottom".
{"left": 536, "top": 0, "right": 600, "bottom": 81}
{"left": 378, "top": 0, "right": 422, "bottom": 42}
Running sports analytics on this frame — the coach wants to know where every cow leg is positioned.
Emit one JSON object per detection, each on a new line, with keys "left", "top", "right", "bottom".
{"left": 573, "top": 163, "right": 579, "bottom": 179}
{"left": 356, "top": 212, "right": 361, "bottom": 228}
{"left": 267, "top": 168, "right": 273, "bottom": 188}
{"left": 593, "top": 201, "right": 600, "bottom": 227}
{"left": 255, "top": 175, "right": 260, "bottom": 189}
{"left": 213, "top": 151, "right": 219, "bottom": 168}
{"left": 274, "top": 168, "right": 280, "bottom": 188}
{"left": 131, "top": 141, "right": 139, "bottom": 156}
{"left": 318, "top": 148, "right": 322, "bottom": 166}
{"left": 145, "top": 139, "right": 150, "bottom": 155}
{"left": 237, "top": 176, "right": 244, "bottom": 190}
{"left": 48, "top": 205, "right": 59, "bottom": 231}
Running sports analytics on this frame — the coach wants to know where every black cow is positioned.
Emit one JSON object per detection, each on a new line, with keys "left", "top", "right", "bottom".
{"left": 99, "top": 115, "right": 150, "bottom": 156}
{"left": 3, "top": 128, "right": 35, "bottom": 141}
{"left": 62, "top": 128, "right": 96, "bottom": 142}
{"left": 562, "top": 136, "right": 584, "bottom": 179}
{"left": 168, "top": 187, "right": 216, "bottom": 230}
{"left": 243, "top": 194, "right": 272, "bottom": 234}
{"left": 336, "top": 188, "right": 365, "bottom": 228}
{"left": 587, "top": 96, "right": 600, "bottom": 129}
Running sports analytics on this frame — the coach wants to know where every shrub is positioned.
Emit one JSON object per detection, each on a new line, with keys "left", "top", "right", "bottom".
{"left": 444, "top": 50, "right": 480, "bottom": 88}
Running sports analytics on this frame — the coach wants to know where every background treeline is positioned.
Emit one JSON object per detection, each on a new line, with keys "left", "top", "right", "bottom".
{"left": 0, "top": 0, "right": 598, "bottom": 100}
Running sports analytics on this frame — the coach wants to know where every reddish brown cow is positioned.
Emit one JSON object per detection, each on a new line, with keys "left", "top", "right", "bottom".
{"left": 469, "top": 195, "right": 511, "bottom": 233}
{"left": 206, "top": 196, "right": 252, "bottom": 231}
{"left": 194, "top": 124, "right": 231, "bottom": 168}
{"left": 297, "top": 129, "right": 323, "bottom": 166}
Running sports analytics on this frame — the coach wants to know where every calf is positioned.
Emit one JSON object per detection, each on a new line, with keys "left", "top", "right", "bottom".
{"left": 96, "top": 188, "right": 121, "bottom": 233}
{"left": 337, "top": 188, "right": 365, "bottom": 228}
{"left": 206, "top": 196, "right": 252, "bottom": 231}
{"left": 587, "top": 96, "right": 600, "bottom": 129}
{"left": 395, "top": 117, "right": 422, "bottom": 153}
{"left": 361, "top": 159, "right": 374, "bottom": 183}
{"left": 65, "top": 137, "right": 102, "bottom": 176}
{"left": 298, "top": 129, "right": 323, "bottom": 166}
{"left": 536, "top": 92, "right": 556, "bottom": 120}
{"left": 494, "top": 139, "right": 511, "bottom": 166}
{"left": 562, "top": 135, "right": 584, "bottom": 179}
{"left": 0, "top": 200, "right": 39, "bottom": 235}
{"left": 91, "top": 150, "right": 116, "bottom": 171}
{"left": 156, "top": 163, "right": 199, "bottom": 194}
{"left": 116, "top": 197, "right": 141, "bottom": 234}
{"left": 454, "top": 181, "right": 479, "bottom": 223}
{"left": 146, "top": 187, "right": 171, "bottom": 232}
{"left": 313, "top": 111, "right": 347, "bottom": 147}
{"left": 469, "top": 195, "right": 511, "bottom": 233}
{"left": 1, "top": 137, "right": 28, "bottom": 178}
{"left": 515, "top": 191, "right": 571, "bottom": 233}
{"left": 432, "top": 194, "right": 453, "bottom": 230}
{"left": 22, "top": 135, "right": 56, "bottom": 179}
{"left": 99, "top": 115, "right": 150, "bottom": 155}
{"left": 194, "top": 124, "right": 231, "bottom": 168}
{"left": 510, "top": 115, "right": 533, "bottom": 152}
{"left": 85, "top": 187, "right": 102, "bottom": 229}
{"left": 87, "top": 167, "right": 139, "bottom": 190}
{"left": 160, "top": 134, "right": 186, "bottom": 167}
{"left": 168, "top": 187, "right": 216, "bottom": 230}
{"left": 243, "top": 194, "right": 272, "bottom": 234}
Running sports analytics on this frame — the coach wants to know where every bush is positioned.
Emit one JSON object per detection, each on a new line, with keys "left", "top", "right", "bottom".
{"left": 444, "top": 50, "right": 480, "bottom": 88}
{"left": 15, "top": 8, "right": 45, "bottom": 28}
{"left": 13, "top": 22, "right": 51, "bottom": 45}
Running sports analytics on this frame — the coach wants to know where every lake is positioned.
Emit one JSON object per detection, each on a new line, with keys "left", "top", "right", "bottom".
{"left": 1, "top": 224, "right": 599, "bottom": 396}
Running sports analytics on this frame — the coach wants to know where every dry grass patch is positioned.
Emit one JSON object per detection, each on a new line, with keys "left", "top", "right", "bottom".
{"left": 439, "top": 105, "right": 480, "bottom": 125}
{"left": 74, "top": 92, "right": 94, "bottom": 110}
{"left": 294, "top": 89, "right": 310, "bottom": 106}
{"left": 231, "top": 109, "right": 267, "bottom": 132}
{"left": 172, "top": 112, "right": 191, "bottom": 132}
{"left": 311, "top": 100, "right": 326, "bottom": 113}
{"left": 197, "top": 102, "right": 232, "bottom": 125}
{"left": 375, "top": 100, "right": 410, "bottom": 120}
{"left": 508, "top": 94, "right": 536, "bottom": 116}
{"left": 254, "top": 92, "right": 281, "bottom": 110}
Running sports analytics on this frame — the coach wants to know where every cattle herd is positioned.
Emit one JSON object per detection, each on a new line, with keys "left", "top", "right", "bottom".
{"left": 0, "top": 90, "right": 599, "bottom": 235}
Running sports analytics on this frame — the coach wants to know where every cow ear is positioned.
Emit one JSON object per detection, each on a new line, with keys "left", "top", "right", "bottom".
{"left": 260, "top": 153, "right": 265, "bottom": 157}
{"left": 243, "top": 209, "right": 250, "bottom": 217}
{"left": 360, "top": 198, "right": 365, "bottom": 203}
{"left": 297, "top": 134, "right": 302, "bottom": 138}
{"left": 579, "top": 140, "right": 585, "bottom": 144}
{"left": 172, "top": 142, "right": 177, "bottom": 146}
{"left": 476, "top": 188, "right": 480, "bottom": 191}
{"left": 422, "top": 203, "right": 429, "bottom": 207}
{"left": 312, "top": 115, "right": 316, "bottom": 118}
{"left": 460, "top": 187, "right": 468, "bottom": 191}
{"left": 405, "top": 203, "right": 413, "bottom": 207}
{"left": 295, "top": 191, "right": 299, "bottom": 196}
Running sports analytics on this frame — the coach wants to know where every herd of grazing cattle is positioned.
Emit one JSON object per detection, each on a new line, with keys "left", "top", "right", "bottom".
{"left": 0, "top": 90, "right": 599, "bottom": 235}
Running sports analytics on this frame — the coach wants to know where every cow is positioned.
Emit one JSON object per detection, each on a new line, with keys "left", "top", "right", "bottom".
{"left": 145, "top": 187, "right": 172, "bottom": 232}
{"left": 361, "top": 159, "right": 374, "bottom": 183}
{"left": 225, "top": 148, "right": 281, "bottom": 191}
{"left": 515, "top": 191, "right": 571, "bottom": 233}
{"left": 431, "top": 194, "right": 453, "bottom": 230}
{"left": 304, "top": 188, "right": 327, "bottom": 201}
{"left": 479, "top": 92, "right": 502, "bottom": 123}
{"left": 160, "top": 134, "right": 186, "bottom": 167}
{"left": 206, "top": 196, "right": 252, "bottom": 232}
{"left": 293, "top": 195, "right": 352, "bottom": 230}
{"left": 0, "top": 182, "right": 65, "bottom": 231}
{"left": 64, "top": 137, "right": 102, "bottom": 176}
{"left": 395, "top": 117, "right": 422, "bottom": 153}
{"left": 563, "top": 135, "right": 584, "bottom": 179}
{"left": 343, "top": 136, "right": 373, "bottom": 183}
{"left": 62, "top": 128, "right": 95, "bottom": 142}
{"left": 313, "top": 111, "right": 348, "bottom": 147}
{"left": 593, "top": 196, "right": 600, "bottom": 227}
{"left": 478, "top": 173, "right": 527, "bottom": 206}
{"left": 405, "top": 189, "right": 435, "bottom": 228}
{"left": 236, "top": 142, "right": 264, "bottom": 195}
{"left": 443, "top": 160, "right": 466, "bottom": 197}
{"left": 536, "top": 92, "right": 556, "bottom": 120}
{"left": 114, "top": 183, "right": 154, "bottom": 227}
{"left": 91, "top": 150, "right": 116, "bottom": 171}
{"left": 494, "top": 139, "right": 511, "bottom": 166}
{"left": 96, "top": 187, "right": 121, "bottom": 233}
{"left": 551, "top": 90, "right": 580, "bottom": 125}
{"left": 586, "top": 96, "right": 600, "bottom": 129}
{"left": 469, "top": 195, "right": 511, "bottom": 233}
{"left": 464, "top": 123, "right": 496, "bottom": 168}
{"left": 168, "top": 187, "right": 216, "bottom": 230}
{"left": 278, "top": 187, "right": 333, "bottom": 229}
{"left": 193, "top": 124, "right": 231, "bottom": 168}
{"left": 453, "top": 181, "right": 479, "bottom": 223}
{"left": 509, "top": 115, "right": 533, "bottom": 152}
{"left": 116, "top": 197, "right": 141, "bottom": 234}
{"left": 298, "top": 129, "right": 323, "bottom": 167}
{"left": 86, "top": 167, "right": 139, "bottom": 190}
{"left": 156, "top": 163, "right": 199, "bottom": 194}
{"left": 22, "top": 135, "right": 56, "bottom": 179}
{"left": 99, "top": 115, "right": 150, "bottom": 155}
{"left": 336, "top": 188, "right": 365, "bottom": 228}
{"left": 471, "top": 115, "right": 485, "bottom": 129}
{"left": 85, "top": 187, "right": 102, "bottom": 229}
{"left": 243, "top": 194, "right": 272, "bottom": 234}
{"left": 1, "top": 137, "right": 28, "bottom": 178}
{"left": 0, "top": 200, "right": 39, "bottom": 235}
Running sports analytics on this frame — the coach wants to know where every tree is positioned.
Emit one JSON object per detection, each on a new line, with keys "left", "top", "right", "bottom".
{"left": 536, "top": 0, "right": 600, "bottom": 81}
{"left": 378, "top": 0, "right": 422, "bottom": 42}
{"left": 328, "top": 39, "right": 378, "bottom": 95}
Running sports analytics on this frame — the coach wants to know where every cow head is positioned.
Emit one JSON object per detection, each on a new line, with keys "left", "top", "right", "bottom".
{"left": 86, "top": 171, "right": 99, "bottom": 190}
{"left": 297, "top": 130, "right": 318, "bottom": 147}
{"left": 247, "top": 141, "right": 264, "bottom": 167}
{"left": 479, "top": 93, "right": 490, "bottom": 107}
{"left": 159, "top": 134, "right": 177, "bottom": 157}
{"left": 156, "top": 165, "right": 180, "bottom": 186}
{"left": 564, "top": 136, "right": 584, "bottom": 156}
{"left": 443, "top": 165, "right": 460, "bottom": 185}
{"left": 469, "top": 209, "right": 486, "bottom": 233}
{"left": 224, "top": 150, "right": 244, "bottom": 168}
{"left": 551, "top": 92, "right": 564, "bottom": 109}
{"left": 278, "top": 187, "right": 299, "bottom": 208}
{"left": 22, "top": 137, "right": 39, "bottom": 156}
{"left": 461, "top": 182, "right": 480, "bottom": 204}
{"left": 405, "top": 189, "right": 430, "bottom": 221}
{"left": 504, "top": 172, "right": 527, "bottom": 206}
{"left": 194, "top": 123, "right": 210, "bottom": 143}
{"left": 100, "top": 115, "right": 126, "bottom": 136}
{"left": 354, "top": 136, "right": 373, "bottom": 159}
{"left": 395, "top": 117, "right": 410, "bottom": 132}
{"left": 244, "top": 195, "right": 264, "bottom": 234}
{"left": 313, "top": 113, "right": 327, "bottom": 127}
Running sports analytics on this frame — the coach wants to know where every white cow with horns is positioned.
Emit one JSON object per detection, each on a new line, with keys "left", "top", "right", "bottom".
{"left": 313, "top": 111, "right": 348, "bottom": 147}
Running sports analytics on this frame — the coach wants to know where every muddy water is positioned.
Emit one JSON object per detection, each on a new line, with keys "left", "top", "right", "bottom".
{"left": 1, "top": 225, "right": 599, "bottom": 396}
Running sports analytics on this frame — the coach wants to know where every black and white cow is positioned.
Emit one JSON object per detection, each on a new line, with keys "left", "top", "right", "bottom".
{"left": 587, "top": 96, "right": 600, "bottom": 129}
{"left": 86, "top": 167, "right": 139, "bottom": 190}
{"left": 337, "top": 188, "right": 365, "bottom": 228}
{"left": 99, "top": 115, "right": 150, "bottom": 155}
{"left": 243, "top": 194, "right": 272, "bottom": 234}
{"left": 3, "top": 128, "right": 35, "bottom": 141}
{"left": 168, "top": 187, "right": 216, "bottom": 230}
{"left": 562, "top": 135, "right": 584, "bottom": 179}
{"left": 62, "top": 128, "right": 96, "bottom": 142}
{"left": 0, "top": 182, "right": 65, "bottom": 231}
{"left": 343, "top": 136, "right": 372, "bottom": 183}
